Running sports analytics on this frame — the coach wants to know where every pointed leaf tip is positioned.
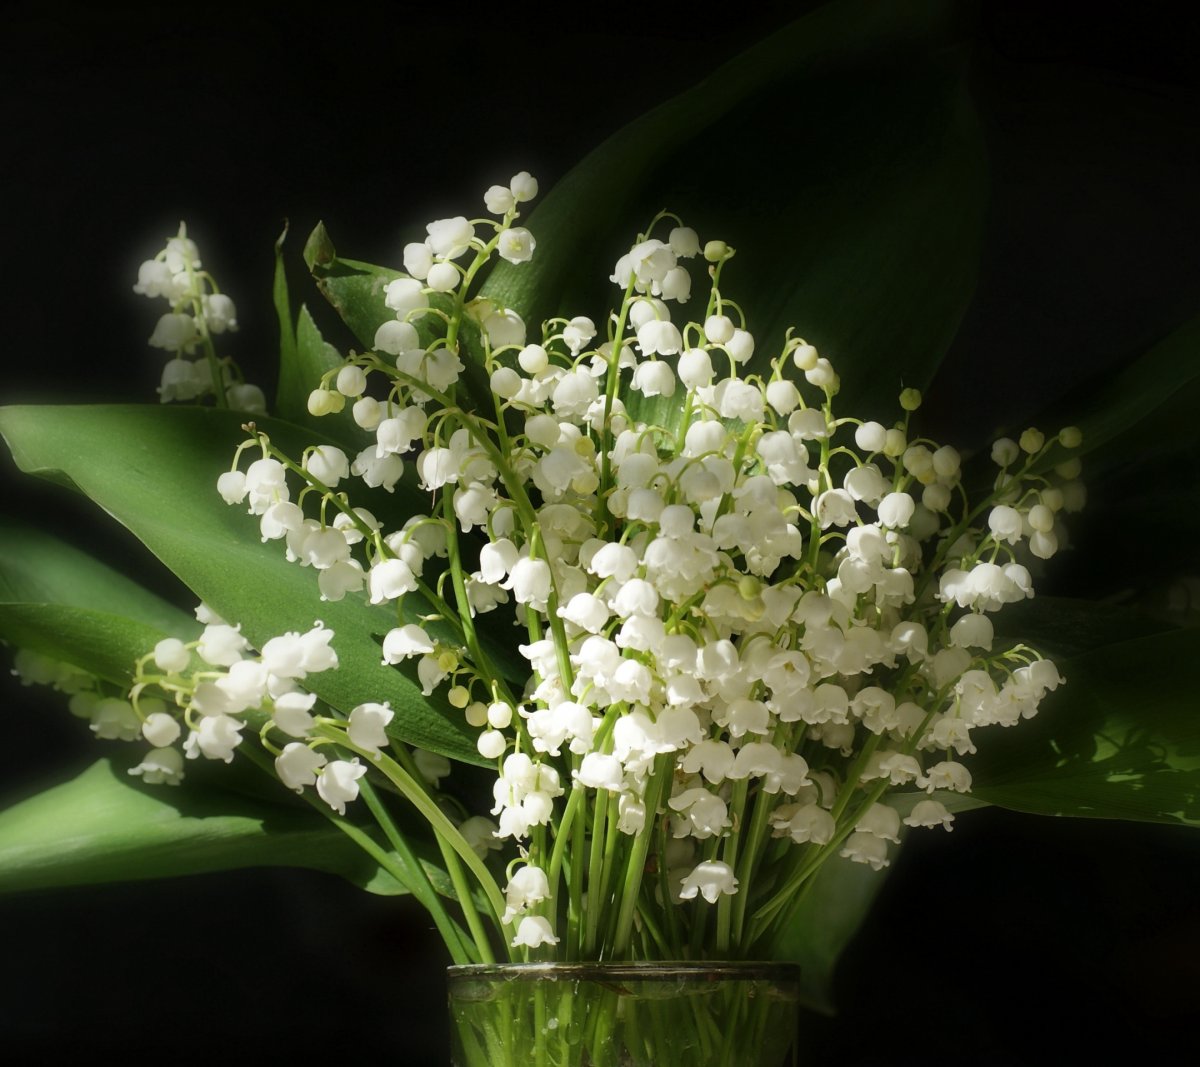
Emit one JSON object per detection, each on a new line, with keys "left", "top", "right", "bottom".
{"left": 304, "top": 221, "right": 336, "bottom": 273}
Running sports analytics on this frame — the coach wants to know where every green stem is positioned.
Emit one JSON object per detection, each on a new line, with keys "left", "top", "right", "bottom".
{"left": 356, "top": 776, "right": 479, "bottom": 963}
{"left": 598, "top": 276, "right": 638, "bottom": 538}
{"left": 584, "top": 789, "right": 608, "bottom": 954}
{"left": 729, "top": 782, "right": 776, "bottom": 947}
{"left": 440, "top": 489, "right": 505, "bottom": 699}
{"left": 240, "top": 744, "right": 475, "bottom": 962}
{"left": 715, "top": 778, "right": 749, "bottom": 953}
{"left": 612, "top": 753, "right": 674, "bottom": 956}
{"left": 314, "top": 727, "right": 509, "bottom": 934}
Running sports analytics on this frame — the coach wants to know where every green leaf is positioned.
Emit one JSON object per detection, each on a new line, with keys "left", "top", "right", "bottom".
{"left": 1054, "top": 310, "right": 1200, "bottom": 470}
{"left": 0, "top": 755, "right": 447, "bottom": 896}
{"left": 0, "top": 520, "right": 194, "bottom": 636}
{"left": 0, "top": 604, "right": 171, "bottom": 687}
{"left": 771, "top": 853, "right": 894, "bottom": 1014}
{"left": 0, "top": 521, "right": 198, "bottom": 683}
{"left": 991, "top": 596, "right": 1175, "bottom": 661}
{"left": 769, "top": 789, "right": 984, "bottom": 1012}
{"left": 0, "top": 404, "right": 484, "bottom": 764}
{"left": 304, "top": 222, "right": 402, "bottom": 350}
{"left": 481, "top": 0, "right": 985, "bottom": 423}
{"left": 273, "top": 224, "right": 298, "bottom": 401}
{"left": 971, "top": 627, "right": 1200, "bottom": 826}
{"left": 274, "top": 225, "right": 365, "bottom": 443}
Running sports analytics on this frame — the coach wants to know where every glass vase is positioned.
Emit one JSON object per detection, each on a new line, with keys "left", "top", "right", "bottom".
{"left": 446, "top": 961, "right": 800, "bottom": 1067}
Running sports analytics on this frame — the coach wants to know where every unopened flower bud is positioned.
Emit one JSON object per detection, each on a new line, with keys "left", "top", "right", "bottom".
{"left": 704, "top": 314, "right": 734, "bottom": 344}
{"left": 487, "top": 702, "right": 514, "bottom": 729}
{"left": 931, "top": 446, "right": 960, "bottom": 479}
{"left": 791, "top": 343, "right": 818, "bottom": 371}
{"left": 703, "top": 240, "right": 729, "bottom": 262}
{"left": 805, "top": 358, "right": 836, "bottom": 389}
{"left": 1019, "top": 428, "right": 1045, "bottom": 454}
{"left": 991, "top": 438, "right": 1020, "bottom": 467}
{"left": 509, "top": 171, "right": 538, "bottom": 202}
{"left": 899, "top": 388, "right": 922, "bottom": 412}
{"left": 1055, "top": 457, "right": 1082, "bottom": 480}
{"left": 883, "top": 428, "right": 907, "bottom": 457}
{"left": 477, "top": 729, "right": 507, "bottom": 759}
{"left": 308, "top": 388, "right": 345, "bottom": 417}
{"left": 1040, "top": 487, "right": 1065, "bottom": 511}
{"left": 1028, "top": 504, "right": 1055, "bottom": 532}
{"left": 336, "top": 365, "right": 367, "bottom": 397}
{"left": 353, "top": 396, "right": 383, "bottom": 430}
{"left": 518, "top": 344, "right": 549, "bottom": 374}
{"left": 491, "top": 367, "right": 522, "bottom": 398}
{"left": 484, "top": 185, "right": 515, "bottom": 214}
{"left": 855, "top": 421, "right": 887, "bottom": 453}
{"left": 153, "top": 638, "right": 191, "bottom": 674}
{"left": 426, "top": 262, "right": 459, "bottom": 293}
{"left": 737, "top": 575, "right": 762, "bottom": 600}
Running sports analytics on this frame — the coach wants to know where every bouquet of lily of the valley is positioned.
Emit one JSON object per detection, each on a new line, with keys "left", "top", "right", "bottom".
{"left": 3, "top": 6, "right": 1198, "bottom": 1066}
{"left": 6, "top": 172, "right": 1084, "bottom": 1064}
{"left": 104, "top": 172, "right": 1086, "bottom": 968}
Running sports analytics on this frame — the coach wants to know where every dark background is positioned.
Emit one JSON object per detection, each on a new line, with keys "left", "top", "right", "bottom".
{"left": 3, "top": 2, "right": 1200, "bottom": 1063}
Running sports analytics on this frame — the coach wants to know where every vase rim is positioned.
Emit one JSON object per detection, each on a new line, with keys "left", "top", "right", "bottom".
{"left": 447, "top": 961, "right": 800, "bottom": 982}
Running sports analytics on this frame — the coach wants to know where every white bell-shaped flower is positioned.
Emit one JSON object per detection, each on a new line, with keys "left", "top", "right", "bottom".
{"left": 317, "top": 759, "right": 367, "bottom": 814}
{"left": 276, "top": 743, "right": 327, "bottom": 792}
{"left": 348, "top": 702, "right": 394, "bottom": 755}
{"left": 510, "top": 916, "right": 558, "bottom": 948}
{"left": 678, "top": 860, "right": 739, "bottom": 903}
{"left": 128, "top": 747, "right": 185, "bottom": 786}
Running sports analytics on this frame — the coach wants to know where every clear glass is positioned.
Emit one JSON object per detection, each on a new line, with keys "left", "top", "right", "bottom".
{"left": 447, "top": 962, "right": 800, "bottom": 1067}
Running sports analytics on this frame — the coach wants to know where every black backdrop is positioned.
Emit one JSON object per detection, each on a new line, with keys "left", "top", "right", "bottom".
{"left": 3, "top": 2, "right": 1199, "bottom": 1063}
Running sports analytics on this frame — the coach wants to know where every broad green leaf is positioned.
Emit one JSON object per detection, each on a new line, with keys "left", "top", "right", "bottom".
{"left": 0, "top": 755, "right": 443, "bottom": 896}
{"left": 1049, "top": 310, "right": 1200, "bottom": 471}
{"left": 770, "top": 852, "right": 894, "bottom": 1014}
{"left": 991, "top": 596, "right": 1174, "bottom": 661}
{"left": 296, "top": 302, "right": 363, "bottom": 444}
{"left": 769, "top": 789, "right": 984, "bottom": 1011}
{"left": 480, "top": 0, "right": 985, "bottom": 423}
{"left": 0, "top": 404, "right": 484, "bottom": 764}
{"left": 0, "top": 520, "right": 194, "bottom": 636}
{"left": 0, "top": 604, "right": 171, "bottom": 687}
{"left": 971, "top": 627, "right": 1200, "bottom": 826}
{"left": 0, "top": 522, "right": 198, "bottom": 684}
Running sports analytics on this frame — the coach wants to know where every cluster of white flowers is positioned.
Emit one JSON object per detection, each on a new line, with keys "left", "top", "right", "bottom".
{"left": 211, "top": 173, "right": 1082, "bottom": 953}
{"left": 133, "top": 224, "right": 265, "bottom": 412}
{"left": 12, "top": 604, "right": 366, "bottom": 812}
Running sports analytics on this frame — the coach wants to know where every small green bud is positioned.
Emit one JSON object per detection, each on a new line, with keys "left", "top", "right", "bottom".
{"left": 737, "top": 575, "right": 762, "bottom": 600}
{"left": 899, "top": 388, "right": 922, "bottom": 412}
{"left": 307, "top": 388, "right": 345, "bottom": 417}
{"left": 703, "top": 240, "right": 729, "bottom": 263}
{"left": 883, "top": 428, "right": 907, "bottom": 457}
{"left": 1059, "top": 425, "right": 1083, "bottom": 448}
{"left": 447, "top": 685, "right": 470, "bottom": 709}
{"left": 1019, "top": 428, "right": 1045, "bottom": 454}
